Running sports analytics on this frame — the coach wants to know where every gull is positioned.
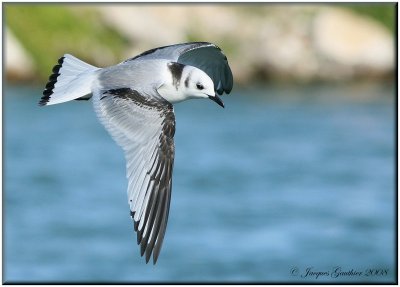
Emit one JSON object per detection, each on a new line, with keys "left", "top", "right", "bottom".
{"left": 39, "top": 42, "right": 233, "bottom": 264}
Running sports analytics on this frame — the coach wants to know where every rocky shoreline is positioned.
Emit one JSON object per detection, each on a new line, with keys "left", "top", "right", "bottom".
{"left": 6, "top": 5, "right": 395, "bottom": 84}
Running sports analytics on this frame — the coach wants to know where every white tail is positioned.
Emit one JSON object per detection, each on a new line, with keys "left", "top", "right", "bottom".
{"left": 39, "top": 54, "right": 99, "bottom": 106}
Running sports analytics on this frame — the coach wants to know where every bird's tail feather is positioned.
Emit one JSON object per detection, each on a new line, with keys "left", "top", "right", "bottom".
{"left": 39, "top": 54, "right": 99, "bottom": 106}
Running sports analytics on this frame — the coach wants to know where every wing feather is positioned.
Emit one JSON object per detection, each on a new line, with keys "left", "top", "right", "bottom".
{"left": 93, "top": 87, "right": 175, "bottom": 264}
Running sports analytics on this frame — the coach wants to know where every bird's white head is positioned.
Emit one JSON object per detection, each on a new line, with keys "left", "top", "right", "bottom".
{"left": 157, "top": 62, "right": 224, "bottom": 107}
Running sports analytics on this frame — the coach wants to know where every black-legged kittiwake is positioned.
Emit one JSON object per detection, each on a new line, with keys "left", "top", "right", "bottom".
{"left": 39, "top": 42, "right": 233, "bottom": 264}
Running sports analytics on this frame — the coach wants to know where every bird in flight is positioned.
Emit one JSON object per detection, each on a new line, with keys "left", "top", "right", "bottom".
{"left": 39, "top": 42, "right": 233, "bottom": 264}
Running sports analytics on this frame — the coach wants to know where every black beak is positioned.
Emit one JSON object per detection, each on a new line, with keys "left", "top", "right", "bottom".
{"left": 208, "top": 94, "right": 224, "bottom": 108}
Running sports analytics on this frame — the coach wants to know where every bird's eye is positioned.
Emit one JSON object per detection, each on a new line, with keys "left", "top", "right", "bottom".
{"left": 196, "top": 83, "right": 204, "bottom": 90}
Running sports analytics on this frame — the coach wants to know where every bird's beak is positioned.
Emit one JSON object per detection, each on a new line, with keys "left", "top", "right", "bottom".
{"left": 208, "top": 94, "right": 224, "bottom": 108}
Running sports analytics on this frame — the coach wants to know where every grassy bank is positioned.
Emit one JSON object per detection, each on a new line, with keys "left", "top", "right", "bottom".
{"left": 5, "top": 3, "right": 395, "bottom": 83}
{"left": 346, "top": 3, "right": 395, "bottom": 32}
{"left": 5, "top": 4, "right": 128, "bottom": 80}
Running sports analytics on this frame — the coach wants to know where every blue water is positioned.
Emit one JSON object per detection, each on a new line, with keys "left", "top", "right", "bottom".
{"left": 4, "top": 82, "right": 395, "bottom": 283}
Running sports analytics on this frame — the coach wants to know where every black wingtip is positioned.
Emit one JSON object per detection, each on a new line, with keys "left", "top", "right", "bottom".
{"left": 143, "top": 242, "right": 151, "bottom": 264}
{"left": 39, "top": 56, "right": 65, "bottom": 106}
{"left": 153, "top": 252, "right": 160, "bottom": 265}
{"left": 145, "top": 246, "right": 152, "bottom": 263}
{"left": 141, "top": 241, "right": 147, "bottom": 257}
{"left": 137, "top": 230, "right": 143, "bottom": 245}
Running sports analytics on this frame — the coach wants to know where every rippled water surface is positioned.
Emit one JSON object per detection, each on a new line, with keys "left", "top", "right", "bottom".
{"left": 4, "top": 83, "right": 395, "bottom": 283}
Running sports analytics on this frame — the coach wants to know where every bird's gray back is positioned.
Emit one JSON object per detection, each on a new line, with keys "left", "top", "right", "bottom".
{"left": 97, "top": 59, "right": 170, "bottom": 98}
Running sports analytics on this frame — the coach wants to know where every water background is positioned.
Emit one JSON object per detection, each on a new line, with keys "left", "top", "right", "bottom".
{"left": 4, "top": 82, "right": 396, "bottom": 283}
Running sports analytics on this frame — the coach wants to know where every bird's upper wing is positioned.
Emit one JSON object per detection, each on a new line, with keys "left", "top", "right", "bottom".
{"left": 93, "top": 87, "right": 175, "bottom": 264}
{"left": 124, "top": 42, "right": 233, "bottom": 95}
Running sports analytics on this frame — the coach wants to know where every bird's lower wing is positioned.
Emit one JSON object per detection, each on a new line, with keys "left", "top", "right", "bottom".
{"left": 93, "top": 88, "right": 175, "bottom": 264}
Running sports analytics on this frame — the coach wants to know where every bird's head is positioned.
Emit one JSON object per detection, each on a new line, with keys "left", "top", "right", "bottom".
{"left": 157, "top": 62, "right": 224, "bottom": 108}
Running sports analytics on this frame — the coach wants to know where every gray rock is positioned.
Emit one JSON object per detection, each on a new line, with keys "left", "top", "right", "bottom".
{"left": 6, "top": 28, "right": 34, "bottom": 81}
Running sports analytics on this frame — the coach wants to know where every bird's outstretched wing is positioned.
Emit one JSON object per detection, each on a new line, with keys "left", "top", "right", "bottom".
{"left": 93, "top": 87, "right": 175, "bottom": 264}
{"left": 124, "top": 42, "right": 233, "bottom": 95}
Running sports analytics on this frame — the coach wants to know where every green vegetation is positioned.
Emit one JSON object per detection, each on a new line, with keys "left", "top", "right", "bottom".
{"left": 5, "top": 4, "right": 128, "bottom": 79}
{"left": 5, "top": 3, "right": 395, "bottom": 83}
{"left": 346, "top": 3, "right": 396, "bottom": 32}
